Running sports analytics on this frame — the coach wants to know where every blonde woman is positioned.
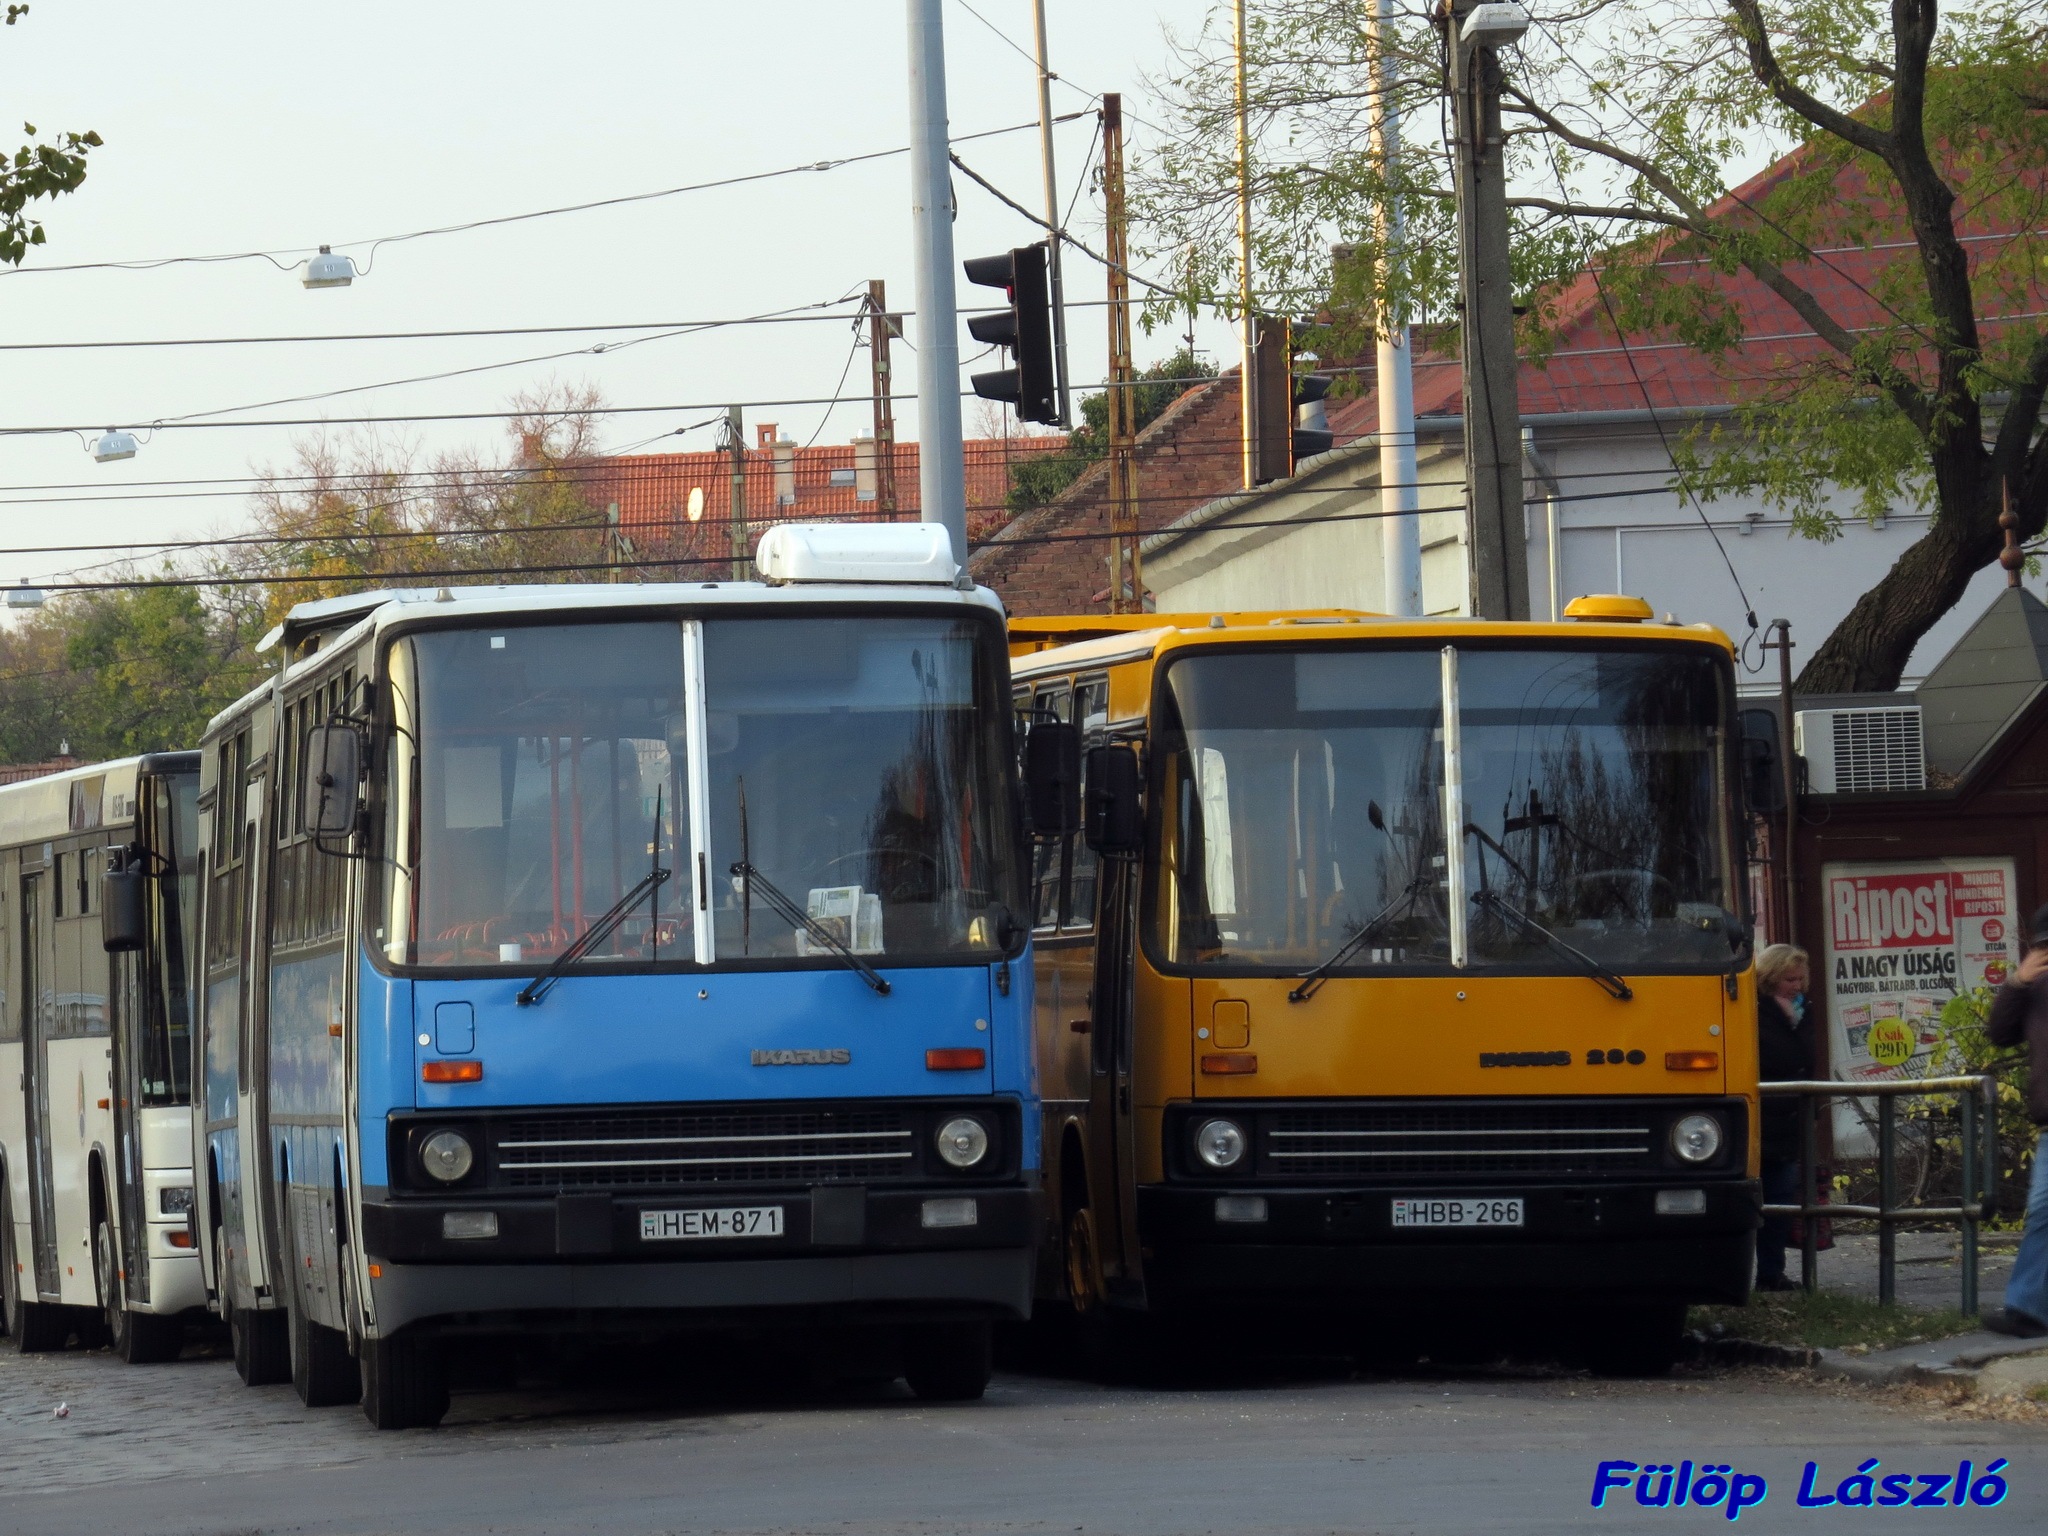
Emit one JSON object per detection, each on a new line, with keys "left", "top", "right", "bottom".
{"left": 1754, "top": 943, "right": 1811, "bottom": 1291}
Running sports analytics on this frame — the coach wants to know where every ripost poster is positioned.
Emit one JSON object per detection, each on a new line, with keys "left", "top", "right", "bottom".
{"left": 1817, "top": 857, "right": 2016, "bottom": 1154}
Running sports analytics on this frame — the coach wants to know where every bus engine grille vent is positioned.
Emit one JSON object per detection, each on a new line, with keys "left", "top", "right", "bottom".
{"left": 487, "top": 1106, "right": 919, "bottom": 1190}
{"left": 1264, "top": 1102, "right": 1657, "bottom": 1181}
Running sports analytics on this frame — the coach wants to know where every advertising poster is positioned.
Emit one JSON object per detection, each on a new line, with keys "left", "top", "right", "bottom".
{"left": 1818, "top": 857, "right": 2016, "bottom": 1155}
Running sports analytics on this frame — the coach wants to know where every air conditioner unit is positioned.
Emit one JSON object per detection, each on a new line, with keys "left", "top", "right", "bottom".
{"left": 1793, "top": 706, "right": 1925, "bottom": 794}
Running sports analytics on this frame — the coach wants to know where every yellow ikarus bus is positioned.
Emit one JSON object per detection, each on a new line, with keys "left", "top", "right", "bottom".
{"left": 1010, "top": 600, "right": 1758, "bottom": 1373}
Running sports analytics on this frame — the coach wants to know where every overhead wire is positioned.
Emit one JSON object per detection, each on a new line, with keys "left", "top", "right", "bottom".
{"left": 0, "top": 114, "right": 1090, "bottom": 280}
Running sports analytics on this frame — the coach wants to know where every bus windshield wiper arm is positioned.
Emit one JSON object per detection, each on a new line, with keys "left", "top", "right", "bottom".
{"left": 517, "top": 865, "right": 672, "bottom": 1007}
{"left": 1470, "top": 890, "right": 1633, "bottom": 1001}
{"left": 730, "top": 861, "right": 891, "bottom": 996}
{"left": 1289, "top": 878, "right": 1428, "bottom": 1003}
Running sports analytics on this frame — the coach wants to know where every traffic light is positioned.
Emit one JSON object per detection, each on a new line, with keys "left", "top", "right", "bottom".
{"left": 962, "top": 243, "right": 1058, "bottom": 426}
{"left": 1250, "top": 317, "right": 1336, "bottom": 482}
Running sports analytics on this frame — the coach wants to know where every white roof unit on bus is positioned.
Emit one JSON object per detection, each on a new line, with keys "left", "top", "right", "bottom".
{"left": 754, "top": 522, "right": 958, "bottom": 585}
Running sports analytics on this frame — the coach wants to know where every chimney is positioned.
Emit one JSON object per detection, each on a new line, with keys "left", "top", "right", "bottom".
{"left": 772, "top": 431, "right": 796, "bottom": 507}
{"left": 854, "top": 432, "right": 878, "bottom": 503}
{"left": 756, "top": 423, "right": 779, "bottom": 449}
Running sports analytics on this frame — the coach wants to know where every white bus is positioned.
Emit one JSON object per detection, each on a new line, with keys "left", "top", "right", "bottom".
{"left": 0, "top": 752, "right": 206, "bottom": 1361}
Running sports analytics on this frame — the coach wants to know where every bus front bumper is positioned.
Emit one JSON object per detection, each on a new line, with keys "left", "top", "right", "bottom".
{"left": 360, "top": 1185, "right": 1038, "bottom": 1334}
{"left": 1135, "top": 1178, "right": 1759, "bottom": 1307}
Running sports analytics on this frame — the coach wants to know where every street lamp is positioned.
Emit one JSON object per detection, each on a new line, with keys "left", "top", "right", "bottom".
{"left": 303, "top": 245, "right": 355, "bottom": 289}
{"left": 6, "top": 579, "right": 45, "bottom": 609}
{"left": 92, "top": 428, "right": 138, "bottom": 463}
{"left": 1459, "top": 2, "right": 1530, "bottom": 44}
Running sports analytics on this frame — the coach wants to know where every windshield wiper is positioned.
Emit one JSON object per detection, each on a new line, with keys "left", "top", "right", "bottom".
{"left": 1470, "top": 889, "right": 1634, "bottom": 1001}
{"left": 1289, "top": 877, "right": 1430, "bottom": 1003}
{"left": 730, "top": 861, "right": 891, "bottom": 996}
{"left": 517, "top": 865, "right": 672, "bottom": 1006}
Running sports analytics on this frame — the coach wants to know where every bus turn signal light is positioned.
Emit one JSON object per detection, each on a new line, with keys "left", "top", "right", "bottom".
{"left": 1664, "top": 1051, "right": 1719, "bottom": 1072}
{"left": 1201, "top": 1053, "right": 1258, "bottom": 1075}
{"left": 925, "top": 1048, "right": 985, "bottom": 1071}
{"left": 422, "top": 1060, "right": 483, "bottom": 1083}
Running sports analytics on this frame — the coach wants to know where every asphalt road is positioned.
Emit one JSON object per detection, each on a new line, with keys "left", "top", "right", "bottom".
{"left": 2, "top": 1328, "right": 2044, "bottom": 1536}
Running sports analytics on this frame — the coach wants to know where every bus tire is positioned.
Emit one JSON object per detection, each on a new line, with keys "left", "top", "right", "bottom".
{"left": 1, "top": 1188, "right": 67, "bottom": 1353}
{"left": 359, "top": 1331, "right": 449, "bottom": 1430}
{"left": 1063, "top": 1205, "right": 1102, "bottom": 1316}
{"left": 291, "top": 1301, "right": 360, "bottom": 1407}
{"left": 95, "top": 1220, "right": 183, "bottom": 1364}
{"left": 1583, "top": 1302, "right": 1686, "bottom": 1378}
{"left": 903, "top": 1321, "right": 992, "bottom": 1402}
{"left": 232, "top": 1302, "right": 290, "bottom": 1386}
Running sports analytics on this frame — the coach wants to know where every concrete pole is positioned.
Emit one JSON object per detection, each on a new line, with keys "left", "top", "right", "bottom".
{"left": 1450, "top": 3, "right": 1529, "bottom": 620}
{"left": 1031, "top": 0, "right": 1071, "bottom": 428}
{"left": 1368, "top": 0, "right": 1421, "bottom": 617}
{"left": 907, "top": 0, "right": 968, "bottom": 573}
{"left": 1234, "top": 0, "right": 1257, "bottom": 490}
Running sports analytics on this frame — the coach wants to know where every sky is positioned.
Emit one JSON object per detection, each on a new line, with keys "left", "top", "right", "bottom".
{"left": 0, "top": 0, "right": 1242, "bottom": 596}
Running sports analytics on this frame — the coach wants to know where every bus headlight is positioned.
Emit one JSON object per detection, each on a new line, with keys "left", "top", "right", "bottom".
{"left": 158, "top": 1185, "right": 193, "bottom": 1216}
{"left": 1669, "top": 1113, "right": 1723, "bottom": 1164}
{"left": 935, "top": 1116, "right": 990, "bottom": 1169}
{"left": 419, "top": 1128, "right": 475, "bottom": 1183}
{"left": 1195, "top": 1119, "right": 1247, "bottom": 1170}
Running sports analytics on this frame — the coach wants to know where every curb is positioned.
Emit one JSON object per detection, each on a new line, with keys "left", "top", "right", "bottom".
{"left": 1699, "top": 1331, "right": 2048, "bottom": 1393}
{"left": 1689, "top": 1334, "right": 1819, "bottom": 1369}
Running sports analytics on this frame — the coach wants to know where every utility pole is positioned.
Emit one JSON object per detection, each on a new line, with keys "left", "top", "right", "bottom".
{"left": 867, "top": 279, "right": 899, "bottom": 518}
{"left": 1369, "top": 0, "right": 1422, "bottom": 617}
{"left": 1448, "top": 0, "right": 1530, "bottom": 620}
{"left": 1233, "top": 0, "right": 1257, "bottom": 490}
{"left": 1766, "top": 618, "right": 1798, "bottom": 946}
{"left": 1103, "top": 94, "right": 1140, "bottom": 614}
{"left": 1030, "top": 0, "right": 1071, "bottom": 428}
{"left": 907, "top": 0, "right": 968, "bottom": 573}
{"left": 725, "top": 405, "right": 747, "bottom": 581}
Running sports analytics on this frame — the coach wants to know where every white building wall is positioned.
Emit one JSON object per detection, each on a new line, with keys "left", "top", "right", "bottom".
{"left": 1147, "top": 420, "right": 2020, "bottom": 687}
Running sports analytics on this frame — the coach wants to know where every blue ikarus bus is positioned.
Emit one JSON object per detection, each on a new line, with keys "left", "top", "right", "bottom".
{"left": 190, "top": 525, "right": 1042, "bottom": 1427}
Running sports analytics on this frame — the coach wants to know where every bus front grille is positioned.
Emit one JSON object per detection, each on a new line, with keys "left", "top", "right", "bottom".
{"left": 487, "top": 1107, "right": 920, "bottom": 1190}
{"left": 1263, "top": 1103, "right": 1658, "bottom": 1181}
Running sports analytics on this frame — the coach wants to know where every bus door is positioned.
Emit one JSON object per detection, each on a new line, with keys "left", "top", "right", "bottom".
{"left": 19, "top": 865, "right": 58, "bottom": 1297}
{"left": 233, "top": 764, "right": 278, "bottom": 1300}
{"left": 1087, "top": 849, "right": 1142, "bottom": 1295}
{"left": 107, "top": 887, "right": 148, "bottom": 1306}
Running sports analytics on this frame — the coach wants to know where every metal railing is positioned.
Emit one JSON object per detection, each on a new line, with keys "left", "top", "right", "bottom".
{"left": 1760, "top": 1075, "right": 2000, "bottom": 1315}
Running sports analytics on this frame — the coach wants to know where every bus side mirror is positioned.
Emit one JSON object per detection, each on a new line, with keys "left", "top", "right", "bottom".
{"left": 1739, "top": 708, "right": 1784, "bottom": 815}
{"left": 1084, "top": 744, "right": 1144, "bottom": 857}
{"left": 1024, "top": 721, "right": 1081, "bottom": 838}
{"left": 306, "top": 724, "right": 362, "bottom": 839}
{"left": 101, "top": 848, "right": 144, "bottom": 953}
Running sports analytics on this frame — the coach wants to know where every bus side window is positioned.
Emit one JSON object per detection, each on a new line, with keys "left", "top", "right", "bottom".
{"left": 1029, "top": 682, "right": 1073, "bottom": 932}
{"left": 1063, "top": 676, "right": 1110, "bottom": 931}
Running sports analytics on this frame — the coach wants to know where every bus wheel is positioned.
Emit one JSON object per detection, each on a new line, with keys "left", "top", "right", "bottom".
{"left": 903, "top": 1321, "right": 992, "bottom": 1402}
{"left": 1583, "top": 1302, "right": 1687, "bottom": 1379}
{"left": 291, "top": 1302, "right": 360, "bottom": 1407}
{"left": 1064, "top": 1206, "right": 1102, "bottom": 1316}
{"left": 1, "top": 1188, "right": 66, "bottom": 1353}
{"left": 232, "top": 1303, "right": 290, "bottom": 1387}
{"left": 359, "top": 1331, "right": 450, "bottom": 1430}
{"left": 94, "top": 1220, "right": 183, "bottom": 1364}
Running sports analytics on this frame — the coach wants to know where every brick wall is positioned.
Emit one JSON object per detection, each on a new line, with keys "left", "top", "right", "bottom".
{"left": 969, "top": 374, "right": 1249, "bottom": 616}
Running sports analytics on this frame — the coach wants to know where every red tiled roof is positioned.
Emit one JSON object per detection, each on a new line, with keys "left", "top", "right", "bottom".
{"left": 1327, "top": 152, "right": 2046, "bottom": 438}
{"left": 586, "top": 432, "right": 1068, "bottom": 551}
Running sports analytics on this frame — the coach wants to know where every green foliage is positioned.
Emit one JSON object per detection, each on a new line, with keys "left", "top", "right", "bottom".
{"left": 1691, "top": 1289, "right": 1974, "bottom": 1350}
{"left": 0, "top": 7, "right": 101, "bottom": 265}
{"left": 1005, "top": 351, "right": 1206, "bottom": 513}
{"left": 1930, "top": 986, "right": 2039, "bottom": 1214}
{"left": 0, "top": 585, "right": 264, "bottom": 763}
{"left": 1136, "top": 1, "right": 2048, "bottom": 690}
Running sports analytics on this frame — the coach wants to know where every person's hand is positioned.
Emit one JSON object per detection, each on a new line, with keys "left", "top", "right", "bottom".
{"left": 2018, "top": 947, "right": 2048, "bottom": 986}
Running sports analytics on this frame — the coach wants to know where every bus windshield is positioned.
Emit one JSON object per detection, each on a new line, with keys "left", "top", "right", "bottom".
{"left": 383, "top": 614, "right": 1019, "bottom": 969}
{"left": 1154, "top": 644, "right": 1738, "bottom": 975}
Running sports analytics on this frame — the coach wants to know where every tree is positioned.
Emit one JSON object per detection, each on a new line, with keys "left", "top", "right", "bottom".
{"left": 1, "top": 6, "right": 101, "bottom": 264}
{"left": 235, "top": 384, "right": 628, "bottom": 628}
{"left": 1006, "top": 350, "right": 1207, "bottom": 512}
{"left": 1136, "top": 2, "right": 2048, "bottom": 690}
